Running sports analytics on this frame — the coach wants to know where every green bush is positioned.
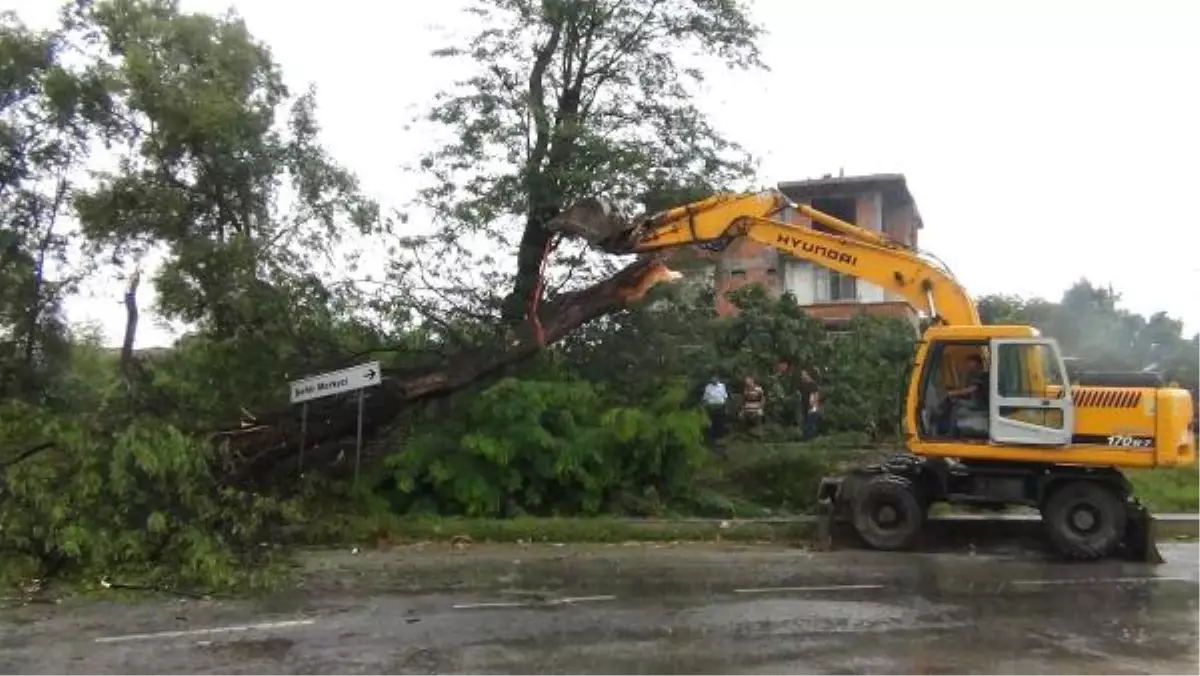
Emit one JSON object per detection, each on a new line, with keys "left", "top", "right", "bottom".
{"left": 717, "top": 433, "right": 871, "bottom": 513}
{"left": 702, "top": 287, "right": 917, "bottom": 436}
{"left": 384, "top": 377, "right": 710, "bottom": 517}
{"left": 819, "top": 315, "right": 917, "bottom": 436}
{"left": 0, "top": 402, "right": 298, "bottom": 589}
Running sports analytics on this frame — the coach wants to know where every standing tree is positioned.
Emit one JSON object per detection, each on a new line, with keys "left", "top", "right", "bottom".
{"left": 0, "top": 12, "right": 114, "bottom": 402}
{"left": 400, "top": 0, "right": 765, "bottom": 332}
{"left": 66, "top": 0, "right": 383, "bottom": 421}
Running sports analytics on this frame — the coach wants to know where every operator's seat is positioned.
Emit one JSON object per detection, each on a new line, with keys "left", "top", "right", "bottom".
{"left": 954, "top": 406, "right": 990, "bottom": 439}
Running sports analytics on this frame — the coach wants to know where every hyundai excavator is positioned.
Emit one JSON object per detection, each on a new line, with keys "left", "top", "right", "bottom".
{"left": 549, "top": 189, "right": 1197, "bottom": 562}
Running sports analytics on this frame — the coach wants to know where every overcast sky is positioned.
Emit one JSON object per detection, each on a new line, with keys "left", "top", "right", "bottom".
{"left": 10, "top": 0, "right": 1200, "bottom": 345}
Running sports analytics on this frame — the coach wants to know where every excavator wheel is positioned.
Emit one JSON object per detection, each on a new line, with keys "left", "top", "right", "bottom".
{"left": 851, "top": 474, "right": 926, "bottom": 551}
{"left": 1041, "top": 480, "right": 1127, "bottom": 561}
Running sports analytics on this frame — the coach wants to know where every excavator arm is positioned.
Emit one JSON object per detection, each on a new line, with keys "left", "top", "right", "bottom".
{"left": 551, "top": 190, "right": 981, "bottom": 326}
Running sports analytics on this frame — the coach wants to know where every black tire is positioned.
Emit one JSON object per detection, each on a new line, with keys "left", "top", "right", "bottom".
{"left": 852, "top": 475, "right": 926, "bottom": 551}
{"left": 1041, "top": 480, "right": 1127, "bottom": 560}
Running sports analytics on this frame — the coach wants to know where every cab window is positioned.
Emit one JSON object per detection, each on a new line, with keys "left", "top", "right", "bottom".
{"left": 996, "top": 342, "right": 1064, "bottom": 399}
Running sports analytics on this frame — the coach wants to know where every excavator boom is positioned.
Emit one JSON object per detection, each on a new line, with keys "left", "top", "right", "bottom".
{"left": 550, "top": 189, "right": 980, "bottom": 325}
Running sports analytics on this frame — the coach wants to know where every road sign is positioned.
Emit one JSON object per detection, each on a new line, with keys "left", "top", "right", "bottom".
{"left": 289, "top": 361, "right": 381, "bottom": 404}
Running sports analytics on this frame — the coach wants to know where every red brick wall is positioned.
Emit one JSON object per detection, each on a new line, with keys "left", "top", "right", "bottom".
{"left": 716, "top": 267, "right": 778, "bottom": 316}
{"left": 712, "top": 238, "right": 780, "bottom": 316}
{"left": 803, "top": 301, "right": 917, "bottom": 324}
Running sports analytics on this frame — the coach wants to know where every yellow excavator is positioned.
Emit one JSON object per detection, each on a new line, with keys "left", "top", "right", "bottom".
{"left": 550, "top": 189, "right": 1196, "bottom": 562}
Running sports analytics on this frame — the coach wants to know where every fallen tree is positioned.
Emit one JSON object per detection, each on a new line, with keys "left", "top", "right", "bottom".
{"left": 217, "top": 252, "right": 678, "bottom": 484}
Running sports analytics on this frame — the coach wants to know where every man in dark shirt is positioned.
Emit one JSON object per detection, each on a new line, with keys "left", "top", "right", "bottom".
{"left": 797, "top": 369, "right": 822, "bottom": 440}
{"left": 947, "top": 354, "right": 989, "bottom": 437}
{"left": 948, "top": 355, "right": 989, "bottom": 406}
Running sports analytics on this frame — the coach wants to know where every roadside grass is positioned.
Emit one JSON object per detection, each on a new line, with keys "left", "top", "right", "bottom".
{"left": 693, "top": 431, "right": 889, "bottom": 516}
{"left": 1128, "top": 465, "right": 1199, "bottom": 513}
{"left": 298, "top": 437, "right": 1196, "bottom": 551}
{"left": 292, "top": 435, "right": 861, "bottom": 549}
{"left": 928, "top": 465, "right": 1199, "bottom": 517}
{"left": 300, "top": 512, "right": 814, "bottom": 548}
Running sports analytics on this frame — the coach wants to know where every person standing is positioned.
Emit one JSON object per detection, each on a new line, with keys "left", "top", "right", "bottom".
{"left": 740, "top": 376, "right": 766, "bottom": 430}
{"left": 797, "top": 369, "right": 822, "bottom": 440}
{"left": 702, "top": 374, "right": 729, "bottom": 444}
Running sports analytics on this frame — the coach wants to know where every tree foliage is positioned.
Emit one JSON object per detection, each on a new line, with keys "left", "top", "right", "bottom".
{"left": 386, "top": 376, "right": 708, "bottom": 517}
{"left": 0, "top": 11, "right": 113, "bottom": 400}
{"left": 371, "top": 283, "right": 918, "bottom": 520}
{"left": 403, "top": 0, "right": 763, "bottom": 325}
{"left": 0, "top": 0, "right": 387, "bottom": 588}
{"left": 709, "top": 286, "right": 916, "bottom": 436}
{"left": 978, "top": 280, "right": 1199, "bottom": 396}
{"left": 0, "top": 399, "right": 295, "bottom": 588}
{"left": 63, "top": 0, "right": 386, "bottom": 422}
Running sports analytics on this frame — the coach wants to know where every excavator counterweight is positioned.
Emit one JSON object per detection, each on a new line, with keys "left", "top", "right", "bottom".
{"left": 554, "top": 188, "right": 1195, "bottom": 563}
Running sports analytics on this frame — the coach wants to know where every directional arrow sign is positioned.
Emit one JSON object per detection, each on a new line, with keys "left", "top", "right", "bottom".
{"left": 289, "top": 361, "right": 381, "bottom": 404}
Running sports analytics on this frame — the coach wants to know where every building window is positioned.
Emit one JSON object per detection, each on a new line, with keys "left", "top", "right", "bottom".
{"left": 829, "top": 272, "right": 857, "bottom": 301}
{"left": 813, "top": 267, "right": 858, "bottom": 303}
{"left": 809, "top": 197, "right": 861, "bottom": 303}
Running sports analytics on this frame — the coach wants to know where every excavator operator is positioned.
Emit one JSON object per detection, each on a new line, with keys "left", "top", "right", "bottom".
{"left": 945, "top": 354, "right": 990, "bottom": 439}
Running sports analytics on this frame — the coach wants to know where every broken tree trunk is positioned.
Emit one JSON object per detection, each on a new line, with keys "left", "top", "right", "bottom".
{"left": 217, "top": 253, "right": 677, "bottom": 485}
{"left": 120, "top": 268, "right": 142, "bottom": 400}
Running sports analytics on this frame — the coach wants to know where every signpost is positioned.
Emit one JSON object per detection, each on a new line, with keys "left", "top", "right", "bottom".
{"left": 288, "top": 361, "right": 381, "bottom": 483}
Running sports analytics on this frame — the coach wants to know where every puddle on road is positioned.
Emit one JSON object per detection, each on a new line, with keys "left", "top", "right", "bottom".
{"left": 676, "top": 597, "right": 940, "bottom": 633}
{"left": 202, "top": 636, "right": 295, "bottom": 661}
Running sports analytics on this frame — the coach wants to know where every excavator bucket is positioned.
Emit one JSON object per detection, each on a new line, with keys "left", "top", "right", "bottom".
{"left": 812, "top": 474, "right": 861, "bottom": 552}
{"left": 1120, "top": 499, "right": 1165, "bottom": 564}
{"left": 546, "top": 198, "right": 634, "bottom": 253}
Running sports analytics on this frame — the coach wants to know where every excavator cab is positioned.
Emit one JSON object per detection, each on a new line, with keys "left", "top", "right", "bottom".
{"left": 914, "top": 331, "right": 1076, "bottom": 448}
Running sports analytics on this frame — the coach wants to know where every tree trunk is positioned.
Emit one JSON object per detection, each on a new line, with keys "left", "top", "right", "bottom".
{"left": 120, "top": 268, "right": 142, "bottom": 399}
{"left": 501, "top": 220, "right": 554, "bottom": 322}
{"left": 219, "top": 253, "right": 671, "bottom": 485}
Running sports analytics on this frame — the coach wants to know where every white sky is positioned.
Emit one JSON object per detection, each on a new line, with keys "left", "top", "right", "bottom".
{"left": 7, "top": 0, "right": 1200, "bottom": 346}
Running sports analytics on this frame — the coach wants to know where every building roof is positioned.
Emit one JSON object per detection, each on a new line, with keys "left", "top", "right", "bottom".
{"left": 776, "top": 173, "right": 924, "bottom": 229}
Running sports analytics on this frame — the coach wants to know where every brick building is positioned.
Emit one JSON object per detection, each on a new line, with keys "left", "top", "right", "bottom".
{"left": 668, "top": 173, "right": 924, "bottom": 330}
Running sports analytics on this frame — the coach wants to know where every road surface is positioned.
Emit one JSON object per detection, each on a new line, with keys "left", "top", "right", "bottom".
{"left": 1, "top": 541, "right": 1196, "bottom": 674}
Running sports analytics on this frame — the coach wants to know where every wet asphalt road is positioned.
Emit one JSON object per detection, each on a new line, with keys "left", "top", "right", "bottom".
{"left": 1, "top": 542, "right": 1197, "bottom": 674}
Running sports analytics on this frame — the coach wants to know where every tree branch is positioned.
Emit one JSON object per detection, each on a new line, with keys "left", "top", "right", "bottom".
{"left": 1, "top": 442, "right": 56, "bottom": 472}
{"left": 526, "top": 21, "right": 564, "bottom": 173}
